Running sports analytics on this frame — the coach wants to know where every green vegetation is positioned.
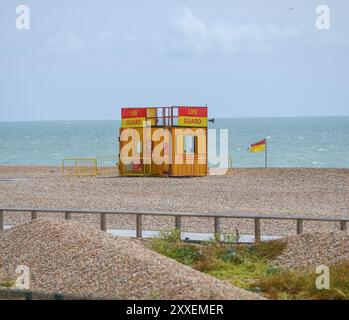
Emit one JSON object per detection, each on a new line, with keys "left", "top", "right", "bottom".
{"left": 257, "top": 263, "right": 349, "bottom": 300}
{"left": 148, "top": 230, "right": 202, "bottom": 265}
{"left": 0, "top": 279, "right": 14, "bottom": 288}
{"left": 147, "top": 229, "right": 349, "bottom": 300}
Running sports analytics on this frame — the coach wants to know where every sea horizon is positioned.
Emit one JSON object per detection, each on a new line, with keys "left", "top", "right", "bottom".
{"left": 1, "top": 114, "right": 349, "bottom": 123}
{"left": 1, "top": 116, "right": 349, "bottom": 168}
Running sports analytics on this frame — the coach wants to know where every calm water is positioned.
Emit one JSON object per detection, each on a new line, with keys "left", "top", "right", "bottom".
{"left": 0, "top": 117, "right": 348, "bottom": 167}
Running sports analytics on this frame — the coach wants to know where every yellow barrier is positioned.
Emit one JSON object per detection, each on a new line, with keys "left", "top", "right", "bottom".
{"left": 95, "top": 156, "right": 119, "bottom": 176}
{"left": 119, "top": 158, "right": 152, "bottom": 177}
{"left": 62, "top": 155, "right": 231, "bottom": 177}
{"left": 62, "top": 156, "right": 118, "bottom": 177}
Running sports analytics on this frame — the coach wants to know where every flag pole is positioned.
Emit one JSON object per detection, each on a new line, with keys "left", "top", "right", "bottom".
{"left": 265, "top": 138, "right": 268, "bottom": 168}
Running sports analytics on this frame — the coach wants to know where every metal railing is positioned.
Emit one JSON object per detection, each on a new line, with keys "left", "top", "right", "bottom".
{"left": 62, "top": 157, "right": 98, "bottom": 176}
{"left": 61, "top": 155, "right": 233, "bottom": 177}
{"left": 1, "top": 208, "right": 348, "bottom": 242}
{"left": 62, "top": 155, "right": 118, "bottom": 177}
{"left": 95, "top": 156, "right": 119, "bottom": 176}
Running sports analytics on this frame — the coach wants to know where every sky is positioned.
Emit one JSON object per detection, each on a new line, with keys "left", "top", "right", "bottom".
{"left": 0, "top": 0, "right": 348, "bottom": 121}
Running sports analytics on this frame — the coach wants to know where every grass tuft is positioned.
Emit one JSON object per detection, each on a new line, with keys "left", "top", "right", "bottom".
{"left": 147, "top": 230, "right": 349, "bottom": 300}
{"left": 256, "top": 263, "right": 349, "bottom": 300}
{"left": 147, "top": 230, "right": 202, "bottom": 266}
{"left": 0, "top": 279, "right": 15, "bottom": 288}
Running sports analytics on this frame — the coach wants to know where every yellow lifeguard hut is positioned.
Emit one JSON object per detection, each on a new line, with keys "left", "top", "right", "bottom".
{"left": 119, "top": 106, "right": 208, "bottom": 177}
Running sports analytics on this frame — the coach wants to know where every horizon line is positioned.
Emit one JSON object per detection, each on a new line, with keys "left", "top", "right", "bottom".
{"left": 1, "top": 114, "right": 349, "bottom": 123}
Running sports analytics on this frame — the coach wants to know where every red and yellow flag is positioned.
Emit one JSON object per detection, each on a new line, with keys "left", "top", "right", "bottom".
{"left": 249, "top": 139, "right": 266, "bottom": 153}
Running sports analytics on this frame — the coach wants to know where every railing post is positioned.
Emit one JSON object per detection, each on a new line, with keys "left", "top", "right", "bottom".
{"left": 340, "top": 220, "right": 347, "bottom": 231}
{"left": 100, "top": 213, "right": 107, "bottom": 232}
{"left": 296, "top": 219, "right": 303, "bottom": 235}
{"left": 0, "top": 210, "right": 3, "bottom": 230}
{"left": 65, "top": 212, "right": 72, "bottom": 220}
{"left": 136, "top": 214, "right": 142, "bottom": 238}
{"left": 25, "top": 291, "right": 33, "bottom": 300}
{"left": 75, "top": 159, "right": 78, "bottom": 176}
{"left": 214, "top": 217, "right": 221, "bottom": 242}
{"left": 254, "top": 218, "right": 261, "bottom": 243}
{"left": 175, "top": 216, "right": 181, "bottom": 239}
{"left": 31, "top": 211, "right": 37, "bottom": 220}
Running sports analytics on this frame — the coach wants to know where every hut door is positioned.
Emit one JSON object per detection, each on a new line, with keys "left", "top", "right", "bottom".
{"left": 184, "top": 135, "right": 196, "bottom": 176}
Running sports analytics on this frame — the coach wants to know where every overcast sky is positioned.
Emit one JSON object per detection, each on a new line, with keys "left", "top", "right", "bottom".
{"left": 0, "top": 0, "right": 348, "bottom": 121}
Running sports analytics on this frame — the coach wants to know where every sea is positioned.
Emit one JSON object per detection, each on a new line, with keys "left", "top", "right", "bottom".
{"left": 0, "top": 117, "right": 348, "bottom": 168}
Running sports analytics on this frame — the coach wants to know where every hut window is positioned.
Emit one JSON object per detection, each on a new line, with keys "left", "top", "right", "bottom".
{"left": 136, "top": 141, "right": 142, "bottom": 153}
{"left": 184, "top": 135, "right": 195, "bottom": 154}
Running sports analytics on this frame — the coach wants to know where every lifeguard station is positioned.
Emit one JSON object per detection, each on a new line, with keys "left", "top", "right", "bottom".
{"left": 119, "top": 106, "right": 208, "bottom": 177}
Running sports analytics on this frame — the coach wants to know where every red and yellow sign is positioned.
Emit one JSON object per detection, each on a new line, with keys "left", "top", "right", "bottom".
{"left": 122, "top": 108, "right": 147, "bottom": 118}
{"left": 178, "top": 117, "right": 207, "bottom": 127}
{"left": 178, "top": 107, "right": 208, "bottom": 117}
{"left": 177, "top": 107, "right": 208, "bottom": 127}
{"left": 121, "top": 108, "right": 147, "bottom": 128}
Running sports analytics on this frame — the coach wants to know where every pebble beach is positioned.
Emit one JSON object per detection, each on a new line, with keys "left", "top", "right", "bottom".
{"left": 0, "top": 166, "right": 348, "bottom": 237}
{"left": 274, "top": 231, "right": 349, "bottom": 270}
{"left": 1, "top": 166, "right": 349, "bottom": 299}
{"left": 0, "top": 220, "right": 262, "bottom": 299}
